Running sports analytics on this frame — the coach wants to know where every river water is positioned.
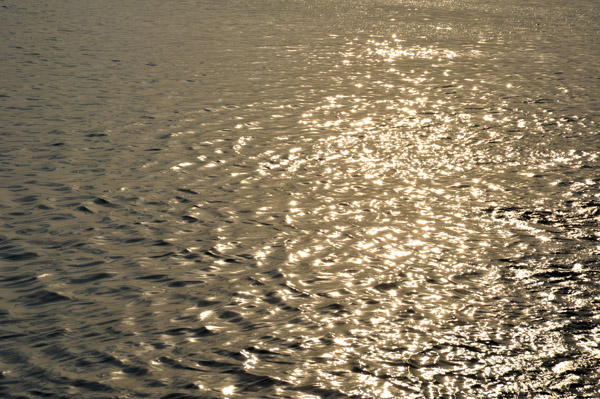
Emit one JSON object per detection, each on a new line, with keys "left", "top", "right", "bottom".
{"left": 1, "top": 0, "right": 600, "bottom": 398}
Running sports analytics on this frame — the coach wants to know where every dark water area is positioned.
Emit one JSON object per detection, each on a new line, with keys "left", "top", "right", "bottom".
{"left": 1, "top": 0, "right": 600, "bottom": 397}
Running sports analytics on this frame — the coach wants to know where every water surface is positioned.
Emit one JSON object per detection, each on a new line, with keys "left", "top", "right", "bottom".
{"left": 1, "top": 0, "right": 600, "bottom": 398}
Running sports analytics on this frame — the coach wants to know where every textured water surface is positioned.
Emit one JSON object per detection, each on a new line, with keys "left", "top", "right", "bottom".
{"left": 1, "top": 0, "right": 600, "bottom": 398}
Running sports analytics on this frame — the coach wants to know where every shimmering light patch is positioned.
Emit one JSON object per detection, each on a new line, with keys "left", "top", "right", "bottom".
{"left": 204, "top": 26, "right": 594, "bottom": 397}
{"left": 366, "top": 38, "right": 458, "bottom": 61}
{"left": 199, "top": 310, "right": 212, "bottom": 320}
{"left": 170, "top": 162, "right": 193, "bottom": 170}
{"left": 222, "top": 385, "right": 235, "bottom": 396}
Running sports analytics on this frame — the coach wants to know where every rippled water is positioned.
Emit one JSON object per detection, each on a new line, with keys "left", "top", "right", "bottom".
{"left": 2, "top": 0, "right": 600, "bottom": 398}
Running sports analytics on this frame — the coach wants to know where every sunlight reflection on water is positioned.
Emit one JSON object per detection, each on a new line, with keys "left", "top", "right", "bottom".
{"left": 232, "top": 28, "right": 600, "bottom": 397}
{"left": 1, "top": 0, "right": 599, "bottom": 398}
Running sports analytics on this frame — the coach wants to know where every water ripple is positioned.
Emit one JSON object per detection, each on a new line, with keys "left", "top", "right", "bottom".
{"left": 1, "top": 0, "right": 600, "bottom": 398}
